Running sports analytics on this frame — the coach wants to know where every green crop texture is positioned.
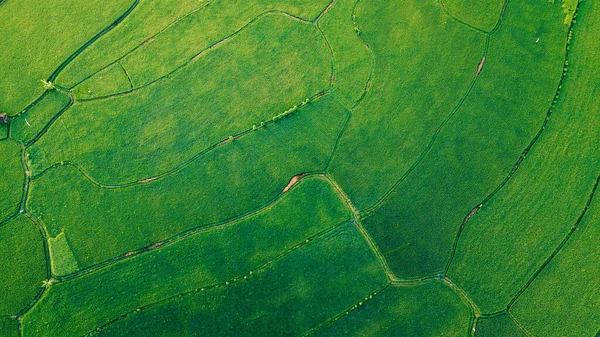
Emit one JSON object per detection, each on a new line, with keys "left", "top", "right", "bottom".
{"left": 1, "top": 0, "right": 598, "bottom": 336}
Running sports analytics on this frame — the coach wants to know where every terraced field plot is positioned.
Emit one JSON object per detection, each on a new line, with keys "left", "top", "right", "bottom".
{"left": 1, "top": 0, "right": 599, "bottom": 336}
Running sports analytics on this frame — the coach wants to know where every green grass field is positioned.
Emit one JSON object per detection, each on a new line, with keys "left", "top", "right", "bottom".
{"left": 314, "top": 282, "right": 472, "bottom": 336}
{"left": 0, "top": 216, "right": 47, "bottom": 315}
{"left": 1, "top": 0, "right": 599, "bottom": 335}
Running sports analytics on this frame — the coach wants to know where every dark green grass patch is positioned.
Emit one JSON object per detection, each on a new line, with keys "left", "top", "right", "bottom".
{"left": 0, "top": 0, "right": 131, "bottom": 114}
{"left": 0, "top": 141, "right": 23, "bottom": 220}
{"left": 89, "top": 224, "right": 387, "bottom": 337}
{"left": 28, "top": 96, "right": 347, "bottom": 268}
{"left": 10, "top": 91, "right": 71, "bottom": 144}
{"left": 327, "top": 0, "right": 486, "bottom": 210}
{"left": 0, "top": 124, "right": 7, "bottom": 140}
{"left": 0, "top": 318, "right": 19, "bottom": 337}
{"left": 315, "top": 281, "right": 471, "bottom": 337}
{"left": 441, "top": 0, "right": 505, "bottom": 32}
{"left": 57, "top": 0, "right": 331, "bottom": 89}
{"left": 361, "top": 0, "right": 569, "bottom": 278}
{"left": 22, "top": 179, "right": 376, "bottom": 337}
{"left": 0, "top": 216, "right": 47, "bottom": 315}
{"left": 475, "top": 314, "right": 525, "bottom": 337}
{"left": 30, "top": 14, "right": 331, "bottom": 183}
{"left": 319, "top": 0, "right": 372, "bottom": 107}
{"left": 449, "top": 0, "right": 598, "bottom": 313}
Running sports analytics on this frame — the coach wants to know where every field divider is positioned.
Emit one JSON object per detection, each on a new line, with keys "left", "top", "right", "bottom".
{"left": 314, "top": 0, "right": 336, "bottom": 23}
{"left": 117, "top": 61, "right": 134, "bottom": 90}
{"left": 348, "top": 0, "right": 375, "bottom": 111}
{"left": 360, "top": 36, "right": 490, "bottom": 219}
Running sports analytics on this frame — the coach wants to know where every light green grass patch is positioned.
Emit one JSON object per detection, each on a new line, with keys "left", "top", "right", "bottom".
{"left": 449, "top": 0, "right": 597, "bottom": 313}
{"left": 315, "top": 282, "right": 472, "bottom": 337}
{"left": 28, "top": 95, "right": 348, "bottom": 268}
{"left": 72, "top": 62, "right": 132, "bottom": 99}
{"left": 0, "top": 0, "right": 131, "bottom": 114}
{"left": 319, "top": 0, "right": 372, "bottom": 107}
{"left": 30, "top": 14, "right": 331, "bottom": 184}
{"left": 48, "top": 230, "right": 79, "bottom": 276}
{"left": 23, "top": 179, "right": 370, "bottom": 337}
{"left": 328, "top": 0, "right": 486, "bottom": 210}
{"left": 361, "top": 0, "right": 569, "bottom": 278}
{"left": 0, "top": 216, "right": 47, "bottom": 315}
{"left": 0, "top": 141, "right": 23, "bottom": 219}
